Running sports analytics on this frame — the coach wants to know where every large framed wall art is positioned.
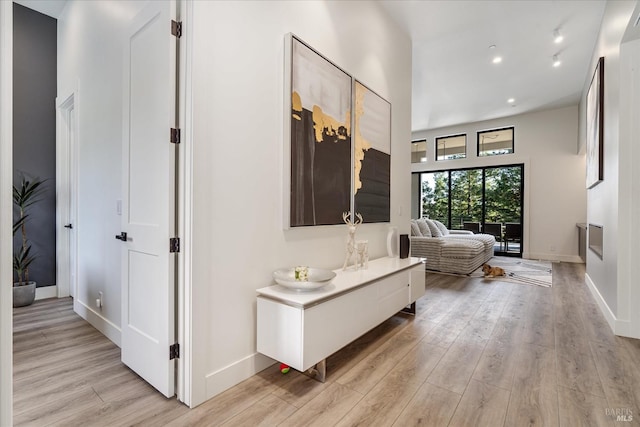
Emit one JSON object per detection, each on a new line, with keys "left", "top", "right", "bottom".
{"left": 353, "top": 80, "right": 391, "bottom": 223}
{"left": 284, "top": 34, "right": 391, "bottom": 228}
{"left": 586, "top": 56, "right": 604, "bottom": 189}
{"left": 287, "top": 35, "right": 352, "bottom": 227}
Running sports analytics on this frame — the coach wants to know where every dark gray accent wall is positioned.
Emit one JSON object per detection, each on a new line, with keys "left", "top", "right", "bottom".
{"left": 13, "top": 3, "right": 57, "bottom": 288}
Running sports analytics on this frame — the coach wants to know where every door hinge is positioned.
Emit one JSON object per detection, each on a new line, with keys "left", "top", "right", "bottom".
{"left": 170, "top": 128, "right": 180, "bottom": 144}
{"left": 169, "top": 343, "right": 180, "bottom": 360}
{"left": 171, "top": 20, "right": 182, "bottom": 38}
{"left": 170, "top": 237, "right": 180, "bottom": 253}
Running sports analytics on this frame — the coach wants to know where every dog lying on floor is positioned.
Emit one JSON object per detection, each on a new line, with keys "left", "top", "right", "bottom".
{"left": 482, "top": 263, "right": 506, "bottom": 278}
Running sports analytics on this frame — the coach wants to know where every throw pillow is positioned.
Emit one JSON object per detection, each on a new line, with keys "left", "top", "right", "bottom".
{"left": 410, "top": 220, "right": 422, "bottom": 237}
{"left": 416, "top": 218, "right": 432, "bottom": 237}
{"left": 432, "top": 219, "right": 450, "bottom": 236}
{"left": 424, "top": 218, "right": 443, "bottom": 237}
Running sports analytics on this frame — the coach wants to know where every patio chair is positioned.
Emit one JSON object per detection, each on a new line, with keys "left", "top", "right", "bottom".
{"left": 504, "top": 222, "right": 522, "bottom": 252}
{"left": 482, "top": 222, "right": 503, "bottom": 250}
{"left": 462, "top": 222, "right": 480, "bottom": 233}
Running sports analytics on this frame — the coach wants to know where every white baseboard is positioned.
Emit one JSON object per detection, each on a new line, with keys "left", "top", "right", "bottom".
{"left": 74, "top": 298, "right": 121, "bottom": 347}
{"left": 202, "top": 352, "right": 275, "bottom": 406}
{"left": 584, "top": 274, "right": 640, "bottom": 339}
{"left": 524, "top": 252, "right": 583, "bottom": 263}
{"left": 585, "top": 273, "right": 616, "bottom": 333}
{"left": 35, "top": 285, "right": 57, "bottom": 300}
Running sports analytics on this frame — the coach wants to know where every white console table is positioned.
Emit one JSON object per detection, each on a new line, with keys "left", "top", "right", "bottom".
{"left": 256, "top": 257, "right": 426, "bottom": 381}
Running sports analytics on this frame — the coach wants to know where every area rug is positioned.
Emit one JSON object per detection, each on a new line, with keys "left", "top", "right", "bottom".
{"left": 435, "top": 256, "right": 553, "bottom": 288}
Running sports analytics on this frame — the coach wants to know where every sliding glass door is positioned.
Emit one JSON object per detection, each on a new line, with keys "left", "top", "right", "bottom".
{"left": 416, "top": 164, "right": 523, "bottom": 257}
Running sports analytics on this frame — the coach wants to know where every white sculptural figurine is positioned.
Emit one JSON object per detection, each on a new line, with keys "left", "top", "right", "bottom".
{"left": 356, "top": 240, "right": 369, "bottom": 270}
{"left": 342, "top": 212, "right": 363, "bottom": 271}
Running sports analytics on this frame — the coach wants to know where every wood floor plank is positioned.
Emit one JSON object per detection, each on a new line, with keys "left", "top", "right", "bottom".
{"left": 521, "top": 285, "right": 555, "bottom": 348}
{"left": 554, "top": 306, "right": 606, "bottom": 397}
{"left": 163, "top": 368, "right": 283, "bottom": 426}
{"left": 472, "top": 337, "right": 518, "bottom": 391}
{"left": 448, "top": 379, "right": 511, "bottom": 427}
{"left": 557, "top": 385, "right": 611, "bottom": 427}
{"left": 270, "top": 369, "right": 329, "bottom": 408}
{"left": 589, "top": 340, "right": 640, "bottom": 411}
{"left": 13, "top": 357, "right": 126, "bottom": 414}
{"left": 278, "top": 383, "right": 363, "bottom": 427}
{"left": 392, "top": 382, "right": 460, "bottom": 427}
{"left": 220, "top": 394, "right": 298, "bottom": 427}
{"left": 13, "top": 386, "right": 103, "bottom": 427}
{"left": 504, "top": 343, "right": 559, "bottom": 427}
{"left": 336, "top": 323, "right": 424, "bottom": 395}
{"left": 426, "top": 336, "right": 486, "bottom": 394}
{"left": 326, "top": 314, "right": 410, "bottom": 383}
{"left": 335, "top": 341, "right": 446, "bottom": 427}
{"left": 50, "top": 393, "right": 185, "bottom": 427}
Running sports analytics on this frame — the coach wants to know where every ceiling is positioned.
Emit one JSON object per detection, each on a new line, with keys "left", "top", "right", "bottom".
{"left": 14, "top": 0, "right": 67, "bottom": 18}
{"left": 16, "top": 0, "right": 607, "bottom": 133}
{"left": 379, "top": 0, "right": 607, "bottom": 132}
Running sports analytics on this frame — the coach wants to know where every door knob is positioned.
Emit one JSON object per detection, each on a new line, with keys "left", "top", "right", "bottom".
{"left": 115, "top": 232, "right": 128, "bottom": 241}
{"left": 64, "top": 224, "right": 73, "bottom": 229}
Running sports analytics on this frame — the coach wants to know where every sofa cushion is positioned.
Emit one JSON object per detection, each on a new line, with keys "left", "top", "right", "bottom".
{"left": 424, "top": 218, "right": 443, "bottom": 237}
{"left": 440, "top": 239, "right": 484, "bottom": 258}
{"left": 432, "top": 220, "right": 450, "bottom": 236}
{"left": 416, "top": 218, "right": 432, "bottom": 237}
{"left": 410, "top": 220, "right": 422, "bottom": 237}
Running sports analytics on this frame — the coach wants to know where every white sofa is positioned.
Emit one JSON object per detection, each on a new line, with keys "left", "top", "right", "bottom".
{"left": 410, "top": 218, "right": 495, "bottom": 274}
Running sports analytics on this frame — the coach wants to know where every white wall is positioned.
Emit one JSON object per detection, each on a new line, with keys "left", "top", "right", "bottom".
{"left": 582, "top": 0, "right": 640, "bottom": 338}
{"left": 0, "top": 2, "right": 13, "bottom": 424}
{"left": 189, "top": 0, "right": 412, "bottom": 406}
{"left": 412, "top": 105, "right": 585, "bottom": 263}
{"left": 57, "top": 0, "right": 147, "bottom": 344}
{"left": 580, "top": 0, "right": 637, "bottom": 336}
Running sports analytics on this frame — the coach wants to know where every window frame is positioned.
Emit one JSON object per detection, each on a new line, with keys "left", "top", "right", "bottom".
{"left": 435, "top": 133, "right": 467, "bottom": 161}
{"left": 411, "top": 138, "right": 428, "bottom": 164}
{"left": 477, "top": 126, "right": 515, "bottom": 157}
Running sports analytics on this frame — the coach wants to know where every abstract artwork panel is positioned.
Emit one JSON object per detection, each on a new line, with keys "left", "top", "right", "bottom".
{"left": 354, "top": 80, "right": 391, "bottom": 223}
{"left": 289, "top": 36, "right": 352, "bottom": 226}
{"left": 586, "top": 57, "right": 604, "bottom": 189}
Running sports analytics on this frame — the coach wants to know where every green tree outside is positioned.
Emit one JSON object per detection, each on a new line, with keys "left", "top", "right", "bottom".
{"left": 419, "top": 166, "right": 522, "bottom": 227}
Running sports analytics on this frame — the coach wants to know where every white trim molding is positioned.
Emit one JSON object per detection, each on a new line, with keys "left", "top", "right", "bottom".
{"left": 35, "top": 285, "right": 58, "bottom": 301}
{"left": 204, "top": 353, "right": 274, "bottom": 402}
{"left": 178, "top": 0, "right": 193, "bottom": 408}
{"left": 74, "top": 299, "right": 122, "bottom": 347}
{"left": 0, "top": 1, "right": 13, "bottom": 424}
{"left": 585, "top": 273, "right": 640, "bottom": 339}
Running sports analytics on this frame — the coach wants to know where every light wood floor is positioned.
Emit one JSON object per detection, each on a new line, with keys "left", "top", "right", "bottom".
{"left": 13, "top": 263, "right": 640, "bottom": 426}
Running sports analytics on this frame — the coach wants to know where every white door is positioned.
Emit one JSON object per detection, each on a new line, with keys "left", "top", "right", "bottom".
{"left": 56, "top": 92, "right": 78, "bottom": 299}
{"left": 120, "top": 0, "right": 178, "bottom": 398}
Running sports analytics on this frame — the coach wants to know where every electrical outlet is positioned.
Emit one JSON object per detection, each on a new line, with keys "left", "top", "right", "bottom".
{"left": 96, "top": 291, "right": 103, "bottom": 309}
{"left": 550, "top": 245, "right": 556, "bottom": 252}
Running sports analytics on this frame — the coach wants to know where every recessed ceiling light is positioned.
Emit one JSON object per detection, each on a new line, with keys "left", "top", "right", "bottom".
{"left": 553, "top": 54, "right": 561, "bottom": 67}
{"left": 553, "top": 29, "right": 563, "bottom": 44}
{"left": 492, "top": 56, "right": 502, "bottom": 64}
{"left": 507, "top": 98, "right": 515, "bottom": 103}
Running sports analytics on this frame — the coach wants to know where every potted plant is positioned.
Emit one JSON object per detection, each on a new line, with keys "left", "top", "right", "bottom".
{"left": 12, "top": 175, "right": 44, "bottom": 307}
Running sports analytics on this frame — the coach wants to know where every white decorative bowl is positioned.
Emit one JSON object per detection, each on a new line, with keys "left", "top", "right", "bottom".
{"left": 272, "top": 268, "right": 336, "bottom": 291}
